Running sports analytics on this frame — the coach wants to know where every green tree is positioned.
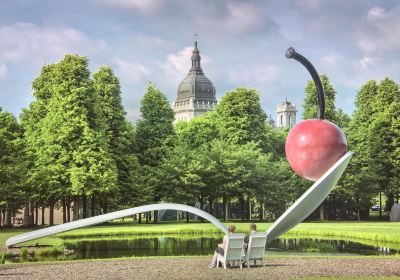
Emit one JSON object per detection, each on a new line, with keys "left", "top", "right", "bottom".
{"left": 369, "top": 79, "right": 400, "bottom": 211}
{"left": 175, "top": 113, "right": 218, "bottom": 149}
{"left": 134, "top": 83, "right": 175, "bottom": 222}
{"left": 20, "top": 63, "right": 60, "bottom": 225}
{"left": 214, "top": 87, "right": 267, "bottom": 148}
{"left": 0, "top": 109, "right": 25, "bottom": 227}
{"left": 135, "top": 83, "right": 175, "bottom": 167}
{"left": 303, "top": 75, "right": 337, "bottom": 121}
{"left": 38, "top": 55, "right": 117, "bottom": 220}
{"left": 93, "top": 66, "right": 139, "bottom": 212}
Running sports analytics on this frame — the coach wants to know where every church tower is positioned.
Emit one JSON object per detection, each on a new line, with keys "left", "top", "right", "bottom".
{"left": 172, "top": 40, "right": 217, "bottom": 122}
{"left": 276, "top": 98, "right": 297, "bottom": 129}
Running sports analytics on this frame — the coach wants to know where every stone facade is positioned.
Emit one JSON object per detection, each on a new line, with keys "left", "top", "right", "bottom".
{"left": 276, "top": 98, "right": 297, "bottom": 129}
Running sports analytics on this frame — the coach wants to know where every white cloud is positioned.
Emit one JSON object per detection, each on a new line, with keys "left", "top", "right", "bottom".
{"left": 113, "top": 58, "right": 151, "bottom": 84}
{"left": 356, "top": 5, "right": 400, "bottom": 54}
{"left": 0, "top": 23, "right": 107, "bottom": 66}
{"left": 0, "top": 64, "right": 7, "bottom": 79}
{"left": 96, "top": 0, "right": 163, "bottom": 13}
{"left": 227, "top": 64, "right": 281, "bottom": 87}
{"left": 204, "top": 2, "right": 268, "bottom": 34}
{"left": 160, "top": 46, "right": 210, "bottom": 84}
{"left": 360, "top": 56, "right": 374, "bottom": 69}
{"left": 294, "top": 0, "right": 320, "bottom": 10}
{"left": 367, "top": 6, "right": 387, "bottom": 20}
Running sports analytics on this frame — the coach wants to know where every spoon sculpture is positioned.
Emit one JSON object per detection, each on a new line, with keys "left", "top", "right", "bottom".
{"left": 266, "top": 47, "right": 351, "bottom": 242}
{"left": 6, "top": 48, "right": 352, "bottom": 248}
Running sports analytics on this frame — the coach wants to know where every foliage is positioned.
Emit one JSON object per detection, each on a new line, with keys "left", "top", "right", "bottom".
{"left": 303, "top": 74, "right": 337, "bottom": 122}
{"left": 214, "top": 87, "right": 267, "bottom": 148}
{"left": 93, "top": 66, "right": 139, "bottom": 208}
{"left": 0, "top": 108, "right": 25, "bottom": 209}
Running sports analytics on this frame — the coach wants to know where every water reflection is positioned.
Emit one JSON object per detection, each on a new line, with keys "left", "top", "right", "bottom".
{"left": 70, "top": 236, "right": 399, "bottom": 260}
{"left": 73, "top": 236, "right": 220, "bottom": 259}
{"left": 6, "top": 236, "right": 399, "bottom": 263}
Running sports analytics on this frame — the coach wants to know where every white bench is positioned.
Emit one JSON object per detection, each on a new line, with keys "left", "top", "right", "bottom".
{"left": 217, "top": 233, "right": 245, "bottom": 269}
{"left": 242, "top": 232, "right": 267, "bottom": 268}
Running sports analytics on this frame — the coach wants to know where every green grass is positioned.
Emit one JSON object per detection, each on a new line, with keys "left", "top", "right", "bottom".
{"left": 286, "top": 221, "right": 400, "bottom": 243}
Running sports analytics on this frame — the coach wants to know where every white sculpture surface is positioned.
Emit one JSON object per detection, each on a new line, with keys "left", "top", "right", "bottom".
{"left": 5, "top": 203, "right": 228, "bottom": 247}
{"left": 390, "top": 203, "right": 400, "bottom": 222}
{"left": 266, "top": 151, "right": 352, "bottom": 242}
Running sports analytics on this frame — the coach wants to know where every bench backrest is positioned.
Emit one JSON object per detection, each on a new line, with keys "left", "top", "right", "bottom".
{"left": 247, "top": 232, "right": 267, "bottom": 260}
{"left": 225, "top": 233, "right": 245, "bottom": 261}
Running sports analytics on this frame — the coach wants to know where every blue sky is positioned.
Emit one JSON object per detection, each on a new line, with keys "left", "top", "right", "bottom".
{"left": 0, "top": 0, "right": 399, "bottom": 122}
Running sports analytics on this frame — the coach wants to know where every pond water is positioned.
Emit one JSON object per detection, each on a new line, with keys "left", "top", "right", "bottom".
{"left": 6, "top": 235, "right": 398, "bottom": 263}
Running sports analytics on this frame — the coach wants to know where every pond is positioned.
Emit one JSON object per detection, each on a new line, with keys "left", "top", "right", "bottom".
{"left": 5, "top": 235, "right": 399, "bottom": 263}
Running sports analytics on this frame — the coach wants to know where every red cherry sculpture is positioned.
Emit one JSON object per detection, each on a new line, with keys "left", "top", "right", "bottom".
{"left": 285, "top": 119, "right": 347, "bottom": 181}
{"left": 285, "top": 47, "right": 347, "bottom": 181}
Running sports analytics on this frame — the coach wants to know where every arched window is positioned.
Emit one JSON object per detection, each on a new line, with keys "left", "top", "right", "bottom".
{"left": 280, "top": 115, "right": 283, "bottom": 126}
{"left": 288, "top": 115, "right": 292, "bottom": 126}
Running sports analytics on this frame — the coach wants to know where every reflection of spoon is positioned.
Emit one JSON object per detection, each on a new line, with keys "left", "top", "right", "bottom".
{"left": 266, "top": 151, "right": 352, "bottom": 243}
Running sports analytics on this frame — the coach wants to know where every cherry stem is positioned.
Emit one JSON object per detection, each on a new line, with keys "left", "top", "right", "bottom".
{"left": 285, "top": 47, "right": 325, "bottom": 120}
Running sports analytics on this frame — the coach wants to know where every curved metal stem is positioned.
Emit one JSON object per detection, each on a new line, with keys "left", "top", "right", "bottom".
{"left": 286, "top": 47, "right": 325, "bottom": 120}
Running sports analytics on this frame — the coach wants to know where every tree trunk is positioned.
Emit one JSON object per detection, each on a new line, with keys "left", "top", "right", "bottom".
{"left": 208, "top": 196, "right": 213, "bottom": 216}
{"left": 223, "top": 196, "right": 228, "bottom": 222}
{"left": 23, "top": 203, "right": 30, "bottom": 227}
{"left": 319, "top": 203, "right": 325, "bottom": 221}
{"left": 29, "top": 202, "right": 34, "bottom": 226}
{"left": 49, "top": 202, "right": 54, "bottom": 226}
{"left": 259, "top": 201, "right": 264, "bottom": 222}
{"left": 186, "top": 211, "right": 190, "bottom": 223}
{"left": 67, "top": 202, "right": 71, "bottom": 222}
{"left": 386, "top": 193, "right": 394, "bottom": 212}
{"left": 103, "top": 200, "right": 108, "bottom": 214}
{"left": 82, "top": 195, "right": 87, "bottom": 219}
{"left": 35, "top": 206, "right": 38, "bottom": 226}
{"left": 154, "top": 210, "right": 158, "bottom": 224}
{"left": 138, "top": 213, "right": 142, "bottom": 224}
{"left": 239, "top": 196, "right": 245, "bottom": 221}
{"left": 379, "top": 192, "right": 382, "bottom": 220}
{"left": 246, "top": 196, "right": 251, "bottom": 221}
{"left": 357, "top": 210, "right": 360, "bottom": 221}
{"left": 73, "top": 197, "right": 79, "bottom": 221}
{"left": 145, "top": 212, "right": 149, "bottom": 224}
{"left": 41, "top": 207, "right": 45, "bottom": 225}
{"left": 199, "top": 196, "right": 204, "bottom": 222}
{"left": 91, "top": 195, "right": 95, "bottom": 217}
{"left": 5, "top": 206, "right": 11, "bottom": 227}
{"left": 62, "top": 198, "right": 67, "bottom": 224}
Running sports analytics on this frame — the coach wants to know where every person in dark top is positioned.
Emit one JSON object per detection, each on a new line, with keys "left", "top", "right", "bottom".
{"left": 243, "top": 223, "right": 257, "bottom": 252}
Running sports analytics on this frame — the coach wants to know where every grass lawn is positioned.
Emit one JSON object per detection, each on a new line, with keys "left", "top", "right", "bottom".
{"left": 1, "top": 220, "right": 400, "bottom": 248}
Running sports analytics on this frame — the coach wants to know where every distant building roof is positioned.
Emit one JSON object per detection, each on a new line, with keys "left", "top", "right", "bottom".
{"left": 175, "top": 41, "right": 216, "bottom": 103}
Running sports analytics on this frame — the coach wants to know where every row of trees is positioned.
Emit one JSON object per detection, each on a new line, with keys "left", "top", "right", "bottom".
{"left": 1, "top": 54, "right": 399, "bottom": 227}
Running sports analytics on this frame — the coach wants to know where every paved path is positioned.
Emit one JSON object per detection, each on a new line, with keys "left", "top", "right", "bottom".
{"left": 1, "top": 257, "right": 400, "bottom": 279}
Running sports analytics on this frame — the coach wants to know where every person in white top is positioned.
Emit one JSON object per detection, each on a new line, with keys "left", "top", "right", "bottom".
{"left": 208, "top": 225, "right": 236, "bottom": 268}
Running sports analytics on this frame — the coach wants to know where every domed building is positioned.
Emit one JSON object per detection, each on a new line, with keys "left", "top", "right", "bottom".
{"left": 172, "top": 40, "right": 217, "bottom": 122}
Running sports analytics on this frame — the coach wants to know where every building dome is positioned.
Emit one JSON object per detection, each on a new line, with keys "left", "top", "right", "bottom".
{"left": 173, "top": 40, "right": 217, "bottom": 122}
{"left": 175, "top": 41, "right": 216, "bottom": 102}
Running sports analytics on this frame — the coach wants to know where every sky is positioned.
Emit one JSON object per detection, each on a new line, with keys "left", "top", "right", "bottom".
{"left": 0, "top": 0, "right": 399, "bottom": 122}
